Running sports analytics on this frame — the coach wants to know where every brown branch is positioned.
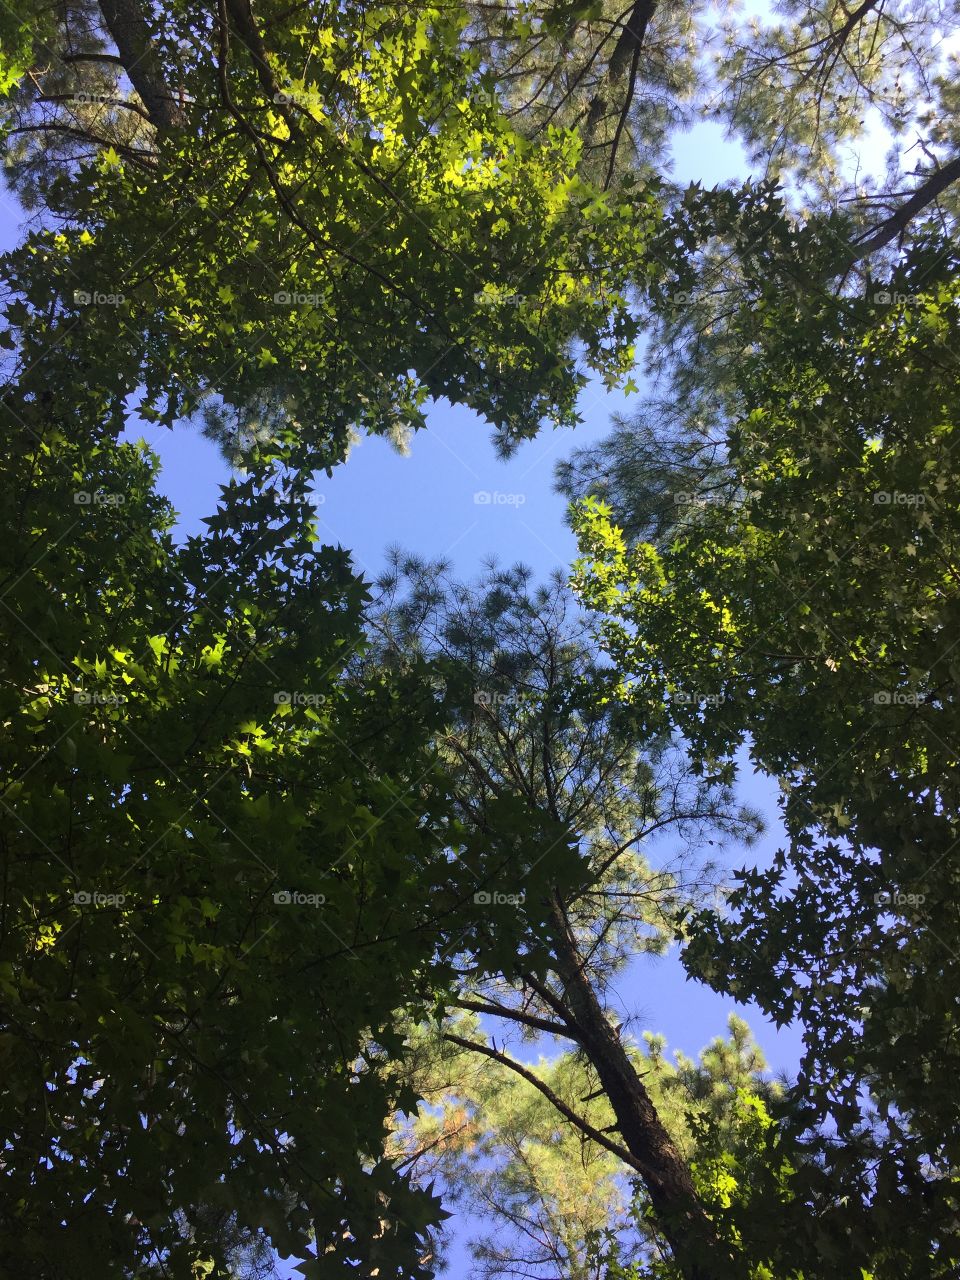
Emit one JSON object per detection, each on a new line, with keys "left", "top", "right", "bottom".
{"left": 393, "top": 1117, "right": 475, "bottom": 1172}
{"left": 518, "top": 969, "right": 585, "bottom": 1036}
{"left": 3, "top": 121, "right": 157, "bottom": 166}
{"left": 60, "top": 52, "right": 127, "bottom": 67}
{"left": 852, "top": 153, "right": 960, "bottom": 260}
{"left": 831, "top": 0, "right": 883, "bottom": 54}
{"left": 34, "top": 93, "right": 154, "bottom": 124}
{"left": 442, "top": 1031, "right": 642, "bottom": 1171}
{"left": 545, "top": 893, "right": 720, "bottom": 1280}
{"left": 603, "top": 2, "right": 648, "bottom": 188}
{"left": 452, "top": 995, "right": 575, "bottom": 1040}
{"left": 225, "top": 0, "right": 300, "bottom": 138}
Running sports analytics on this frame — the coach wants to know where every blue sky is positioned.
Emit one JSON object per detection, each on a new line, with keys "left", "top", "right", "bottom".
{"left": 0, "top": 117, "right": 808, "bottom": 1274}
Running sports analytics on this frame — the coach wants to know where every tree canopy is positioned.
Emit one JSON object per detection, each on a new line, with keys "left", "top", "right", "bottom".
{"left": 1, "top": 0, "right": 959, "bottom": 1275}
{"left": 572, "top": 240, "right": 960, "bottom": 1275}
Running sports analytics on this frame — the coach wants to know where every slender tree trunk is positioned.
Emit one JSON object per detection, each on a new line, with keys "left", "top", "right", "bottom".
{"left": 547, "top": 897, "right": 733, "bottom": 1280}
{"left": 584, "top": 0, "right": 657, "bottom": 135}
{"left": 97, "top": 0, "right": 185, "bottom": 130}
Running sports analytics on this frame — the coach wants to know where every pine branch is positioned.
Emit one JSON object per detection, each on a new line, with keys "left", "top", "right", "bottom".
{"left": 452, "top": 996, "right": 576, "bottom": 1040}
{"left": 442, "top": 1031, "right": 641, "bottom": 1172}
{"left": 852, "top": 154, "right": 960, "bottom": 260}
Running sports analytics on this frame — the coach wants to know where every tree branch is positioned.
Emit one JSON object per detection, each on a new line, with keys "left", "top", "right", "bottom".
{"left": 852, "top": 153, "right": 960, "bottom": 260}
{"left": 584, "top": 0, "right": 657, "bottom": 170}
{"left": 60, "top": 52, "right": 127, "bottom": 67}
{"left": 452, "top": 996, "right": 576, "bottom": 1041}
{"left": 224, "top": 0, "right": 300, "bottom": 137}
{"left": 35, "top": 93, "right": 154, "bottom": 124}
{"left": 442, "top": 1031, "right": 642, "bottom": 1172}
{"left": 518, "top": 968, "right": 587, "bottom": 1038}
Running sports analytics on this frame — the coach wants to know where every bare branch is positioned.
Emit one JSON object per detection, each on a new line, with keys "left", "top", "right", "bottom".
{"left": 452, "top": 995, "right": 576, "bottom": 1040}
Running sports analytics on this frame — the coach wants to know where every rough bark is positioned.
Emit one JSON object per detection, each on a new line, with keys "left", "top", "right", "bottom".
{"left": 584, "top": 0, "right": 658, "bottom": 135}
{"left": 852, "top": 153, "right": 960, "bottom": 260}
{"left": 97, "top": 0, "right": 185, "bottom": 130}
{"left": 546, "top": 897, "right": 730, "bottom": 1280}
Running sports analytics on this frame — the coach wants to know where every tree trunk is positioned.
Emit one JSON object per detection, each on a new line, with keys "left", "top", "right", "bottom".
{"left": 97, "top": 0, "right": 185, "bottom": 131}
{"left": 547, "top": 897, "right": 733, "bottom": 1280}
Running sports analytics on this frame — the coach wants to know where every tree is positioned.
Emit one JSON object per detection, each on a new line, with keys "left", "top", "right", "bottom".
{"left": 0, "top": 0, "right": 660, "bottom": 467}
{"left": 390, "top": 1013, "right": 777, "bottom": 1280}
{"left": 711, "top": 0, "right": 960, "bottom": 218}
{"left": 5, "top": 2, "right": 960, "bottom": 1275}
{"left": 457, "top": 0, "right": 705, "bottom": 189}
{"left": 5, "top": 0, "right": 959, "bottom": 481}
{"left": 572, "top": 238, "right": 960, "bottom": 1276}
{"left": 366, "top": 555, "right": 774, "bottom": 1280}
{"left": 458, "top": 0, "right": 960, "bottom": 219}
{"left": 0, "top": 387, "right": 548, "bottom": 1277}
